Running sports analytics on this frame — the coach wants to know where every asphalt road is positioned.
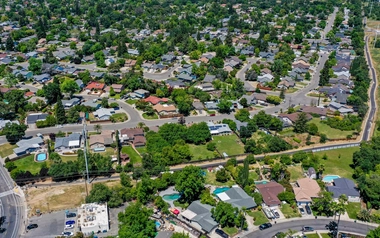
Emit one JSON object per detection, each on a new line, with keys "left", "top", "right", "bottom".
{"left": 244, "top": 219, "right": 377, "bottom": 238}
{"left": 363, "top": 35, "right": 377, "bottom": 141}
{"left": 0, "top": 165, "right": 23, "bottom": 238}
{"left": 143, "top": 63, "right": 180, "bottom": 80}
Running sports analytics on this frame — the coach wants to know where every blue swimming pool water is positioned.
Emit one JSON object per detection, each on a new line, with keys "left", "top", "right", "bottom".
{"left": 254, "top": 180, "right": 269, "bottom": 185}
{"left": 36, "top": 153, "right": 47, "bottom": 162}
{"left": 155, "top": 221, "right": 161, "bottom": 228}
{"left": 322, "top": 175, "right": 341, "bottom": 183}
{"left": 213, "top": 187, "right": 230, "bottom": 195}
{"left": 162, "top": 193, "right": 180, "bottom": 201}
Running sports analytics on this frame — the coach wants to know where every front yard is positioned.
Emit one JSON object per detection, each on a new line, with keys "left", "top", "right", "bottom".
{"left": 247, "top": 210, "right": 269, "bottom": 225}
{"left": 110, "top": 112, "right": 128, "bottom": 122}
{"left": 0, "top": 143, "right": 17, "bottom": 158}
{"left": 346, "top": 202, "right": 361, "bottom": 220}
{"left": 280, "top": 204, "right": 301, "bottom": 218}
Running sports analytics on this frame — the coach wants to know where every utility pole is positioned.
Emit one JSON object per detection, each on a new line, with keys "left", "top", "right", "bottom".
{"left": 83, "top": 123, "right": 89, "bottom": 196}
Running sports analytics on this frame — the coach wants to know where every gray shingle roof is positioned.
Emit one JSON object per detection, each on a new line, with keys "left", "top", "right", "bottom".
{"left": 216, "top": 185, "right": 257, "bottom": 209}
{"left": 185, "top": 200, "right": 218, "bottom": 233}
{"left": 55, "top": 133, "right": 81, "bottom": 149}
{"left": 326, "top": 178, "right": 360, "bottom": 198}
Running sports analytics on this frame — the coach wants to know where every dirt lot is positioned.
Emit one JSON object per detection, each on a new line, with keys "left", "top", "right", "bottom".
{"left": 25, "top": 180, "right": 121, "bottom": 217}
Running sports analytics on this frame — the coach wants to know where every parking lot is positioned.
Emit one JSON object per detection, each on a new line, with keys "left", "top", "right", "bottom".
{"left": 25, "top": 209, "right": 77, "bottom": 238}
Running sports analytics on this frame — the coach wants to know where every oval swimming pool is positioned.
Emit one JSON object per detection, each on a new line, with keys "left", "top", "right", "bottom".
{"left": 36, "top": 153, "right": 47, "bottom": 162}
{"left": 322, "top": 175, "right": 340, "bottom": 183}
{"left": 162, "top": 193, "right": 180, "bottom": 201}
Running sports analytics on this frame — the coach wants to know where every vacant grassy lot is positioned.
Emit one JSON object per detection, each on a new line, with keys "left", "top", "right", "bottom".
{"left": 13, "top": 155, "right": 47, "bottom": 175}
{"left": 313, "top": 146, "right": 359, "bottom": 179}
{"left": 121, "top": 146, "right": 142, "bottom": 164}
{"left": 247, "top": 210, "right": 269, "bottom": 225}
{"left": 213, "top": 135, "right": 244, "bottom": 156}
{"left": 0, "top": 143, "right": 17, "bottom": 158}
{"left": 346, "top": 202, "right": 361, "bottom": 220}
{"left": 189, "top": 144, "right": 215, "bottom": 160}
{"left": 204, "top": 170, "right": 235, "bottom": 186}
{"left": 142, "top": 113, "right": 158, "bottom": 119}
{"left": 287, "top": 165, "right": 304, "bottom": 182}
{"left": 110, "top": 112, "right": 128, "bottom": 122}
{"left": 309, "top": 118, "right": 355, "bottom": 139}
{"left": 280, "top": 204, "right": 301, "bottom": 218}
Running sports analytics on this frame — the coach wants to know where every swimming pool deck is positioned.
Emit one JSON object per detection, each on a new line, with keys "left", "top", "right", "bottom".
{"left": 159, "top": 186, "right": 178, "bottom": 207}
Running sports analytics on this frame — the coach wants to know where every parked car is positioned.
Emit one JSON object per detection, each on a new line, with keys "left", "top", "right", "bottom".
{"left": 65, "top": 220, "right": 75, "bottom": 225}
{"left": 66, "top": 213, "right": 76, "bottom": 218}
{"left": 65, "top": 224, "right": 74, "bottom": 229}
{"left": 302, "top": 226, "right": 314, "bottom": 231}
{"left": 299, "top": 206, "right": 305, "bottom": 215}
{"left": 259, "top": 223, "right": 272, "bottom": 230}
{"left": 272, "top": 209, "right": 280, "bottom": 218}
{"left": 62, "top": 231, "right": 74, "bottom": 237}
{"left": 27, "top": 224, "right": 38, "bottom": 230}
{"left": 215, "top": 228, "right": 229, "bottom": 238}
{"left": 305, "top": 205, "right": 312, "bottom": 215}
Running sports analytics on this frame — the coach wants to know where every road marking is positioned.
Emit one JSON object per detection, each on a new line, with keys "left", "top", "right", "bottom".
{"left": 0, "top": 190, "right": 14, "bottom": 198}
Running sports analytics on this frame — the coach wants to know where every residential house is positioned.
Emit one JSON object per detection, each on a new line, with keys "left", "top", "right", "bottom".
{"left": 256, "top": 182, "right": 285, "bottom": 207}
{"left": 161, "top": 54, "right": 176, "bottom": 63}
{"left": 292, "top": 60, "right": 310, "bottom": 69}
{"left": 299, "top": 106, "right": 327, "bottom": 117}
{"left": 133, "top": 135, "right": 146, "bottom": 147}
{"left": 25, "top": 51, "right": 38, "bottom": 59}
{"left": 127, "top": 49, "right": 139, "bottom": 56}
{"left": 13, "top": 136, "right": 44, "bottom": 156}
{"left": 153, "top": 104, "right": 177, "bottom": 116}
{"left": 24, "top": 91, "right": 35, "bottom": 98}
{"left": 89, "top": 130, "right": 114, "bottom": 152}
{"left": 0, "top": 119, "right": 18, "bottom": 129}
{"left": 278, "top": 113, "right": 312, "bottom": 126}
{"left": 181, "top": 200, "right": 218, "bottom": 233}
{"left": 329, "top": 102, "right": 354, "bottom": 114}
{"left": 90, "top": 72, "right": 105, "bottom": 79}
{"left": 234, "top": 120, "right": 248, "bottom": 131}
{"left": 124, "top": 59, "right": 137, "bottom": 68}
{"left": 207, "top": 122, "right": 232, "bottom": 135}
{"left": 178, "top": 73, "right": 196, "bottom": 82}
{"left": 61, "top": 98, "right": 81, "bottom": 108}
{"left": 12, "top": 70, "right": 33, "bottom": 80}
{"left": 132, "top": 89, "right": 150, "bottom": 99}
{"left": 252, "top": 93, "right": 268, "bottom": 105}
{"left": 105, "top": 84, "right": 125, "bottom": 94}
{"left": 326, "top": 178, "right": 360, "bottom": 202}
{"left": 277, "top": 79, "right": 295, "bottom": 89}
{"left": 33, "top": 73, "right": 51, "bottom": 83}
{"left": 194, "top": 83, "right": 214, "bottom": 92}
{"left": 166, "top": 80, "right": 186, "bottom": 89}
{"left": 93, "top": 108, "right": 115, "bottom": 120}
{"left": 54, "top": 133, "right": 82, "bottom": 152}
{"left": 85, "top": 82, "right": 106, "bottom": 92}
{"left": 293, "top": 178, "right": 321, "bottom": 205}
{"left": 215, "top": 185, "right": 257, "bottom": 209}
{"left": 257, "top": 73, "right": 274, "bottom": 84}
{"left": 75, "top": 79, "right": 84, "bottom": 90}
{"left": 192, "top": 101, "right": 204, "bottom": 111}
{"left": 144, "top": 96, "right": 169, "bottom": 105}
{"left": 119, "top": 128, "right": 146, "bottom": 147}
{"left": 82, "top": 100, "right": 100, "bottom": 109}
{"left": 204, "top": 101, "right": 219, "bottom": 110}
{"left": 26, "top": 113, "right": 49, "bottom": 125}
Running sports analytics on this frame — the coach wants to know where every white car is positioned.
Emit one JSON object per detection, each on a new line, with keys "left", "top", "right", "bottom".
{"left": 65, "top": 224, "right": 74, "bottom": 229}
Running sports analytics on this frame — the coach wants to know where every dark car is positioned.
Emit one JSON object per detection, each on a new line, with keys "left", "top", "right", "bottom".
{"left": 66, "top": 213, "right": 76, "bottom": 218}
{"left": 27, "top": 224, "right": 38, "bottom": 230}
{"left": 305, "top": 205, "right": 312, "bottom": 215}
{"left": 302, "top": 226, "right": 314, "bottom": 231}
{"left": 65, "top": 220, "right": 75, "bottom": 225}
{"left": 259, "top": 223, "right": 272, "bottom": 230}
{"left": 215, "top": 229, "right": 229, "bottom": 238}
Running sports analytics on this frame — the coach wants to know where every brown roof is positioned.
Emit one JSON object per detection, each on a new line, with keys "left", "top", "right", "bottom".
{"left": 120, "top": 128, "right": 144, "bottom": 138}
{"left": 89, "top": 135, "right": 104, "bottom": 146}
{"left": 256, "top": 182, "right": 285, "bottom": 206}
{"left": 252, "top": 93, "right": 268, "bottom": 101}
{"left": 278, "top": 112, "right": 312, "bottom": 123}
{"left": 299, "top": 106, "right": 327, "bottom": 116}
{"left": 293, "top": 178, "right": 321, "bottom": 202}
{"left": 133, "top": 135, "right": 146, "bottom": 146}
{"left": 153, "top": 104, "right": 177, "bottom": 113}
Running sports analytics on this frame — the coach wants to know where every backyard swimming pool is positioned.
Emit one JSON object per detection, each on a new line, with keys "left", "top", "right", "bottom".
{"left": 155, "top": 221, "right": 161, "bottom": 229}
{"left": 322, "top": 175, "right": 341, "bottom": 183}
{"left": 254, "top": 180, "right": 270, "bottom": 185}
{"left": 36, "top": 152, "right": 47, "bottom": 162}
{"left": 213, "top": 187, "right": 230, "bottom": 195}
{"left": 162, "top": 193, "right": 180, "bottom": 201}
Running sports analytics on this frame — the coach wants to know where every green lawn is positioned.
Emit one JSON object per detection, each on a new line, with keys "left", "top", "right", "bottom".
{"left": 249, "top": 171, "right": 259, "bottom": 180}
{"left": 305, "top": 234, "right": 320, "bottom": 238}
{"left": 110, "top": 113, "right": 128, "bottom": 122}
{"left": 98, "top": 147, "right": 115, "bottom": 157}
{"left": 204, "top": 170, "right": 236, "bottom": 186}
{"left": 280, "top": 204, "right": 301, "bottom": 218}
{"left": 313, "top": 147, "right": 359, "bottom": 179}
{"left": 247, "top": 210, "right": 269, "bottom": 225}
{"left": 223, "top": 227, "right": 238, "bottom": 236}
{"left": 320, "top": 234, "right": 330, "bottom": 238}
{"left": 213, "top": 135, "right": 244, "bottom": 156}
{"left": 60, "top": 155, "right": 78, "bottom": 162}
{"left": 0, "top": 143, "right": 17, "bottom": 158}
{"left": 136, "top": 147, "right": 147, "bottom": 155}
{"left": 346, "top": 202, "right": 361, "bottom": 219}
{"left": 13, "top": 155, "right": 46, "bottom": 175}
{"left": 126, "top": 99, "right": 138, "bottom": 105}
{"left": 189, "top": 144, "right": 215, "bottom": 160}
{"left": 142, "top": 113, "right": 159, "bottom": 119}
{"left": 309, "top": 118, "right": 355, "bottom": 139}
{"left": 121, "top": 146, "right": 142, "bottom": 164}
{"left": 110, "top": 94, "right": 121, "bottom": 99}
{"left": 287, "top": 165, "right": 304, "bottom": 182}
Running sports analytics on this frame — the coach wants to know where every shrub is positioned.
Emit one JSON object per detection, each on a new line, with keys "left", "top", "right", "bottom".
{"left": 207, "top": 142, "right": 216, "bottom": 151}
{"left": 293, "top": 138, "right": 301, "bottom": 143}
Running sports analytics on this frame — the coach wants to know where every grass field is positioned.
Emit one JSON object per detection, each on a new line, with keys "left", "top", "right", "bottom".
{"left": 309, "top": 118, "right": 355, "bottom": 139}
{"left": 247, "top": 210, "right": 269, "bottom": 225}
{"left": 189, "top": 144, "right": 215, "bottom": 160}
{"left": 313, "top": 147, "right": 359, "bottom": 179}
{"left": 110, "top": 112, "right": 128, "bottom": 122}
{"left": 136, "top": 147, "right": 147, "bottom": 154}
{"left": 0, "top": 143, "right": 17, "bottom": 158}
{"left": 287, "top": 165, "right": 304, "bottom": 182}
{"left": 98, "top": 147, "right": 115, "bottom": 157}
{"left": 126, "top": 99, "right": 138, "bottom": 105}
{"left": 346, "top": 202, "right": 361, "bottom": 220}
{"left": 13, "top": 155, "right": 46, "bottom": 175}
{"left": 121, "top": 146, "right": 142, "bottom": 164}
{"left": 223, "top": 227, "right": 238, "bottom": 236}
{"left": 213, "top": 135, "right": 244, "bottom": 156}
{"left": 142, "top": 113, "right": 159, "bottom": 119}
{"left": 60, "top": 155, "right": 78, "bottom": 162}
{"left": 204, "top": 170, "right": 236, "bottom": 186}
{"left": 280, "top": 204, "right": 301, "bottom": 218}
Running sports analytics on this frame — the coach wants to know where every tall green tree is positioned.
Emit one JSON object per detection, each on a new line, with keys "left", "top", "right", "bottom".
{"left": 3, "top": 123, "right": 27, "bottom": 143}
{"left": 60, "top": 79, "right": 80, "bottom": 98}
{"left": 28, "top": 58, "right": 43, "bottom": 74}
{"left": 55, "top": 97, "right": 66, "bottom": 125}
{"left": 6, "top": 37, "right": 14, "bottom": 51}
{"left": 175, "top": 166, "right": 205, "bottom": 203}
{"left": 293, "top": 112, "right": 309, "bottom": 133}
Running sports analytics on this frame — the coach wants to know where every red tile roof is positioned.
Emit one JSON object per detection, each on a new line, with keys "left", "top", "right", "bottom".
{"left": 85, "top": 82, "right": 105, "bottom": 90}
{"left": 24, "top": 91, "right": 35, "bottom": 97}
{"left": 143, "top": 96, "right": 169, "bottom": 105}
